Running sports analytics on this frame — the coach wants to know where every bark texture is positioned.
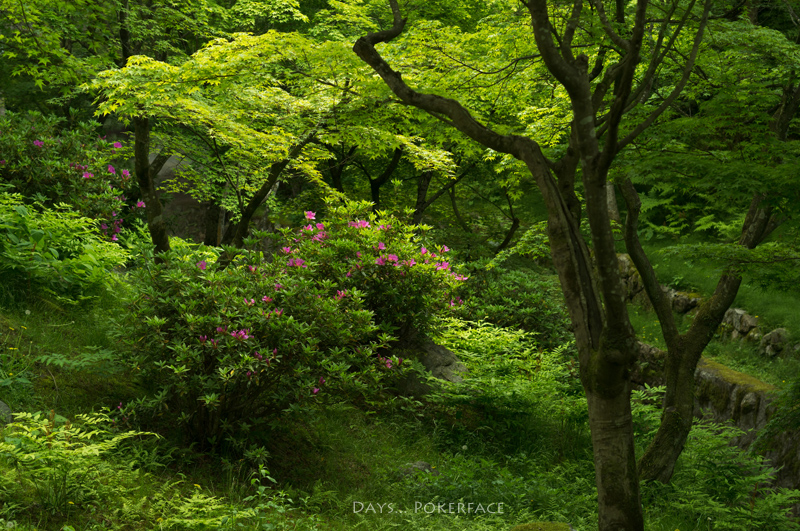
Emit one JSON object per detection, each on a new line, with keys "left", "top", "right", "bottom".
{"left": 133, "top": 117, "right": 171, "bottom": 261}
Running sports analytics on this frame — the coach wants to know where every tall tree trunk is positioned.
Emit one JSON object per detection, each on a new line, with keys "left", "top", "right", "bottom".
{"left": 134, "top": 116, "right": 171, "bottom": 262}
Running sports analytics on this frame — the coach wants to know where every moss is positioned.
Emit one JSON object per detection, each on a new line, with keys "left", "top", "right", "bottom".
{"left": 698, "top": 358, "right": 776, "bottom": 395}
{"left": 510, "top": 523, "right": 572, "bottom": 531}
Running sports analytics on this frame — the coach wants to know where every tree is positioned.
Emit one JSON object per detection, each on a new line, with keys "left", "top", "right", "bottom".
{"left": 351, "top": 0, "right": 790, "bottom": 529}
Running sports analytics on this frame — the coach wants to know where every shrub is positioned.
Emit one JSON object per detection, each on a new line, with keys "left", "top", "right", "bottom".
{"left": 0, "top": 111, "right": 133, "bottom": 233}
{"left": 0, "top": 192, "right": 128, "bottom": 306}
{"left": 122, "top": 201, "right": 465, "bottom": 448}
{"left": 454, "top": 265, "right": 571, "bottom": 348}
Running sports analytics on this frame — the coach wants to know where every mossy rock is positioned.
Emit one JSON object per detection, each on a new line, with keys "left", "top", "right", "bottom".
{"left": 510, "top": 523, "right": 572, "bottom": 531}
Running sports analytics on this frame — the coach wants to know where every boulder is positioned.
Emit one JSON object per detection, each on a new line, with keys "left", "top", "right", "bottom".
{"left": 723, "top": 308, "right": 759, "bottom": 337}
{"left": 399, "top": 461, "right": 440, "bottom": 477}
{"left": 0, "top": 400, "right": 11, "bottom": 425}
{"left": 759, "top": 328, "right": 790, "bottom": 358}
{"left": 395, "top": 337, "right": 468, "bottom": 396}
{"left": 672, "top": 292, "right": 700, "bottom": 314}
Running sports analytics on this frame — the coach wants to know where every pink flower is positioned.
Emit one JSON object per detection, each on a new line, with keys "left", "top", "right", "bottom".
{"left": 83, "top": 172, "right": 93, "bottom": 179}
{"left": 404, "top": 259, "right": 416, "bottom": 267}
{"left": 33, "top": 140, "right": 44, "bottom": 147}
{"left": 282, "top": 247, "right": 293, "bottom": 254}
{"left": 378, "top": 242, "right": 385, "bottom": 250}
{"left": 375, "top": 256, "right": 386, "bottom": 266}
{"left": 100, "top": 223, "right": 108, "bottom": 230}
{"left": 303, "top": 224, "right": 313, "bottom": 231}
{"left": 421, "top": 247, "right": 428, "bottom": 255}
{"left": 262, "top": 295, "right": 273, "bottom": 303}
{"left": 113, "top": 141, "right": 122, "bottom": 148}
{"left": 111, "top": 234, "right": 118, "bottom": 241}
{"left": 196, "top": 260, "right": 207, "bottom": 270}
{"left": 216, "top": 326, "right": 226, "bottom": 334}
{"left": 436, "top": 262, "right": 450, "bottom": 271}
{"left": 349, "top": 220, "right": 370, "bottom": 229}
{"left": 274, "top": 283, "right": 282, "bottom": 291}
{"left": 346, "top": 271, "right": 352, "bottom": 277}
{"left": 386, "top": 254, "right": 398, "bottom": 262}
{"left": 199, "top": 335, "right": 207, "bottom": 344}
{"left": 305, "top": 211, "right": 316, "bottom": 220}
{"left": 335, "top": 290, "right": 347, "bottom": 300}
{"left": 316, "top": 223, "right": 325, "bottom": 230}
{"left": 136, "top": 201, "right": 145, "bottom": 208}
{"left": 108, "top": 165, "right": 116, "bottom": 174}
{"left": 441, "top": 245, "right": 450, "bottom": 253}
{"left": 319, "top": 377, "right": 326, "bottom": 385}
{"left": 312, "top": 387, "right": 320, "bottom": 395}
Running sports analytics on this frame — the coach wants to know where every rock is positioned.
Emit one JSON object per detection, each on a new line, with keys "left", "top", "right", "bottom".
{"left": 394, "top": 337, "right": 469, "bottom": 396}
{"left": 399, "top": 461, "right": 440, "bottom": 477}
{"left": 723, "top": 308, "right": 758, "bottom": 336}
{"left": 672, "top": 292, "right": 700, "bottom": 314}
{"left": 631, "top": 341, "right": 666, "bottom": 388}
{"left": 759, "top": 328, "right": 790, "bottom": 358}
{"left": 0, "top": 400, "right": 11, "bottom": 425}
{"left": 419, "top": 339, "right": 468, "bottom": 383}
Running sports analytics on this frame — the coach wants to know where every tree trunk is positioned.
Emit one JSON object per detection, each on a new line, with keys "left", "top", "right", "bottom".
{"left": 412, "top": 171, "right": 433, "bottom": 224}
{"left": 133, "top": 116, "right": 171, "bottom": 261}
{"left": 203, "top": 202, "right": 222, "bottom": 246}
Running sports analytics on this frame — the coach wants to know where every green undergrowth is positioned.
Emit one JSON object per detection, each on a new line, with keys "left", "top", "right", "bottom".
{"left": 628, "top": 304, "right": 800, "bottom": 388}
{"left": 642, "top": 240, "right": 800, "bottom": 334}
{"left": 2, "top": 293, "right": 799, "bottom": 530}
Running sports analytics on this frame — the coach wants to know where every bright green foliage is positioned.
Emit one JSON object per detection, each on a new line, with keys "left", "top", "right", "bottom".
{"left": 0, "top": 0, "right": 118, "bottom": 108}
{"left": 122, "top": 201, "right": 463, "bottom": 447}
{"left": 0, "top": 410, "right": 152, "bottom": 518}
{"left": 454, "top": 266, "right": 571, "bottom": 348}
{"left": 616, "top": 18, "right": 800, "bottom": 240}
{"left": 633, "top": 387, "right": 800, "bottom": 530}
{"left": 0, "top": 192, "right": 128, "bottom": 306}
{"left": 0, "top": 111, "right": 133, "bottom": 225}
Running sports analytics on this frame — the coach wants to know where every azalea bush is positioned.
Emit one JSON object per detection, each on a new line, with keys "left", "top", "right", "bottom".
{"left": 122, "top": 200, "right": 465, "bottom": 449}
{"left": 0, "top": 111, "right": 134, "bottom": 236}
{"left": 0, "top": 191, "right": 128, "bottom": 306}
{"left": 266, "top": 200, "right": 467, "bottom": 342}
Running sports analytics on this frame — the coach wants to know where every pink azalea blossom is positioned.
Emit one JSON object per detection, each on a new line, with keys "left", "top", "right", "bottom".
{"left": 378, "top": 242, "right": 386, "bottom": 250}
{"left": 262, "top": 295, "right": 273, "bottom": 303}
{"left": 111, "top": 234, "right": 118, "bottom": 241}
{"left": 386, "top": 254, "right": 398, "bottom": 263}
{"left": 108, "top": 165, "right": 116, "bottom": 174}
{"left": 121, "top": 169, "right": 130, "bottom": 178}
{"left": 421, "top": 247, "right": 428, "bottom": 255}
{"left": 33, "top": 140, "right": 44, "bottom": 147}
{"left": 83, "top": 172, "right": 93, "bottom": 179}
{"left": 305, "top": 211, "right": 316, "bottom": 220}
{"left": 303, "top": 224, "right": 313, "bottom": 231}
{"left": 113, "top": 141, "right": 122, "bottom": 148}
{"left": 319, "top": 377, "right": 325, "bottom": 385}
{"left": 196, "top": 260, "right": 207, "bottom": 270}
{"left": 312, "top": 387, "right": 320, "bottom": 395}
{"left": 441, "top": 245, "right": 450, "bottom": 252}
{"left": 136, "top": 201, "right": 145, "bottom": 208}
{"left": 375, "top": 256, "right": 386, "bottom": 266}
{"left": 282, "top": 247, "right": 292, "bottom": 254}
